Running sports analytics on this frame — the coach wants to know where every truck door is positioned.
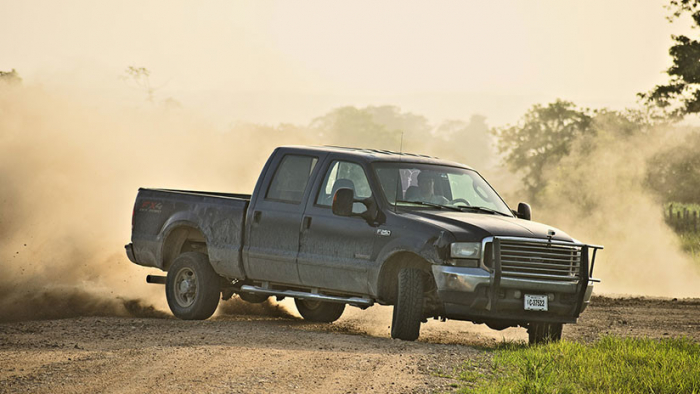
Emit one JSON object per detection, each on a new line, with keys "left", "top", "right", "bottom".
{"left": 244, "top": 153, "right": 320, "bottom": 285}
{"left": 298, "top": 160, "right": 377, "bottom": 294}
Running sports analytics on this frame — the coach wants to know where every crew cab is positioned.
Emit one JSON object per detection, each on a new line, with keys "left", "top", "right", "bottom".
{"left": 125, "top": 146, "right": 603, "bottom": 343}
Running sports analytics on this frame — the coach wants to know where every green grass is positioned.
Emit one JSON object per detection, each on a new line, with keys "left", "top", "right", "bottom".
{"left": 665, "top": 202, "right": 700, "bottom": 265}
{"left": 666, "top": 202, "right": 700, "bottom": 215}
{"left": 666, "top": 202, "right": 700, "bottom": 216}
{"left": 679, "top": 232, "right": 700, "bottom": 263}
{"left": 457, "top": 337, "right": 700, "bottom": 394}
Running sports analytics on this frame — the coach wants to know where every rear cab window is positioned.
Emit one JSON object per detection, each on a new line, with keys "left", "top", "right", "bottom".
{"left": 266, "top": 154, "right": 318, "bottom": 204}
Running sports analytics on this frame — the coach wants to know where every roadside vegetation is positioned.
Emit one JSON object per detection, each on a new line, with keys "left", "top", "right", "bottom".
{"left": 451, "top": 337, "right": 700, "bottom": 394}
{"left": 490, "top": 0, "right": 700, "bottom": 282}
{"left": 679, "top": 231, "right": 700, "bottom": 264}
{"left": 666, "top": 202, "right": 700, "bottom": 265}
{"left": 449, "top": 2, "right": 700, "bottom": 392}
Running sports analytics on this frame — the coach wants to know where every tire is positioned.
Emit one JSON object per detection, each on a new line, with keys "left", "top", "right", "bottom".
{"left": 294, "top": 299, "right": 345, "bottom": 322}
{"left": 390, "top": 268, "right": 425, "bottom": 341}
{"left": 238, "top": 292, "right": 270, "bottom": 304}
{"left": 527, "top": 322, "right": 563, "bottom": 344}
{"left": 165, "top": 252, "right": 221, "bottom": 320}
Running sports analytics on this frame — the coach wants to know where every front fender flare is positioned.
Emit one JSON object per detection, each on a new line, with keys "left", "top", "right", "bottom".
{"left": 369, "top": 230, "right": 454, "bottom": 298}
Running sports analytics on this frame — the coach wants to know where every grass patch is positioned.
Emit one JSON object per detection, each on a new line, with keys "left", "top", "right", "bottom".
{"left": 666, "top": 202, "right": 700, "bottom": 216}
{"left": 679, "top": 232, "right": 700, "bottom": 265}
{"left": 665, "top": 202, "right": 700, "bottom": 266}
{"left": 459, "top": 336, "right": 700, "bottom": 394}
{"left": 433, "top": 359, "right": 491, "bottom": 391}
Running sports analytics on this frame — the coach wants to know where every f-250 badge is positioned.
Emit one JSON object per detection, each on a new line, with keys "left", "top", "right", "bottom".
{"left": 376, "top": 229, "right": 391, "bottom": 237}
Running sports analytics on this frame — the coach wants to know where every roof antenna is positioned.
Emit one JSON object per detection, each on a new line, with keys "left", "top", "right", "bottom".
{"left": 393, "top": 132, "right": 404, "bottom": 214}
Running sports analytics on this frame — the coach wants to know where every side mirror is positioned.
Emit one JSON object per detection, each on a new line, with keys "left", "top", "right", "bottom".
{"left": 517, "top": 202, "right": 531, "bottom": 221}
{"left": 332, "top": 188, "right": 380, "bottom": 223}
{"left": 332, "top": 188, "right": 354, "bottom": 216}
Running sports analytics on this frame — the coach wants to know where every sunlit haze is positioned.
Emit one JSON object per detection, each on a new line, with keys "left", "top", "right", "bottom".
{"left": 0, "top": 0, "right": 688, "bottom": 126}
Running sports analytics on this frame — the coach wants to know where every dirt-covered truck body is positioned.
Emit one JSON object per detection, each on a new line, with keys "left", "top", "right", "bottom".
{"left": 126, "top": 146, "right": 602, "bottom": 343}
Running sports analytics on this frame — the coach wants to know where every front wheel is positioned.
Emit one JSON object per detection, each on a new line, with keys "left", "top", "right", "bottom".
{"left": 390, "top": 268, "right": 426, "bottom": 341}
{"left": 527, "top": 322, "right": 563, "bottom": 344}
{"left": 294, "top": 299, "right": 345, "bottom": 322}
{"left": 165, "top": 252, "right": 221, "bottom": 320}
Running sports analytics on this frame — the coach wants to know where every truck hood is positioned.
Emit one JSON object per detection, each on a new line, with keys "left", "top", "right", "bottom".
{"left": 406, "top": 210, "right": 574, "bottom": 242}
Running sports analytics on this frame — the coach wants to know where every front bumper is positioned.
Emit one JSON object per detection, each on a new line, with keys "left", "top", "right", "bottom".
{"left": 432, "top": 265, "right": 595, "bottom": 324}
{"left": 431, "top": 237, "right": 602, "bottom": 325}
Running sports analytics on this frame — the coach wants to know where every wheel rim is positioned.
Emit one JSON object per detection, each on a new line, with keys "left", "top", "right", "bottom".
{"left": 174, "top": 267, "right": 197, "bottom": 307}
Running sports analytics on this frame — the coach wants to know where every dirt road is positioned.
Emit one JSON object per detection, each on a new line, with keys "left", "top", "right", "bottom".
{"left": 1, "top": 296, "right": 698, "bottom": 394}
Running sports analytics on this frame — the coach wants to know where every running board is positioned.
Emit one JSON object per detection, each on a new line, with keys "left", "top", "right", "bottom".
{"left": 239, "top": 285, "right": 374, "bottom": 307}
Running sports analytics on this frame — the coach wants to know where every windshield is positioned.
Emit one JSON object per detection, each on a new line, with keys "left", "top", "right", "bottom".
{"left": 372, "top": 162, "right": 513, "bottom": 216}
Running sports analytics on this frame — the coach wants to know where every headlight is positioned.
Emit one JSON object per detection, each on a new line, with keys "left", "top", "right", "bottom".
{"left": 450, "top": 242, "right": 481, "bottom": 259}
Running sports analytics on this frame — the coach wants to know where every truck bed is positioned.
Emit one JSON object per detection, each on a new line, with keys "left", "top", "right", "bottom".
{"left": 130, "top": 188, "right": 251, "bottom": 279}
{"left": 149, "top": 188, "right": 252, "bottom": 201}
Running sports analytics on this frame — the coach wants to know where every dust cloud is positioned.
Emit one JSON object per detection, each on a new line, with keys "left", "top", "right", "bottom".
{"left": 217, "top": 296, "right": 297, "bottom": 319}
{"left": 335, "top": 305, "right": 526, "bottom": 344}
{"left": 2, "top": 74, "right": 698, "bottom": 328}
{"left": 532, "top": 118, "right": 700, "bottom": 297}
{"left": 0, "top": 76, "right": 485, "bottom": 324}
{"left": 0, "top": 80, "right": 306, "bottom": 323}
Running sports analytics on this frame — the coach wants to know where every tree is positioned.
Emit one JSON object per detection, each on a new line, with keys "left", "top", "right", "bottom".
{"left": 641, "top": 0, "right": 700, "bottom": 116}
{"left": 0, "top": 69, "right": 22, "bottom": 85}
{"left": 310, "top": 105, "right": 496, "bottom": 173}
{"left": 310, "top": 106, "right": 410, "bottom": 151}
{"left": 492, "top": 100, "right": 593, "bottom": 201}
{"left": 646, "top": 131, "right": 700, "bottom": 204}
{"left": 428, "top": 115, "right": 493, "bottom": 169}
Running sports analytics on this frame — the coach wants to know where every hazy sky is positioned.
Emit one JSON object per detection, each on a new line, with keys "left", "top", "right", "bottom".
{"left": 0, "top": 1, "right": 692, "bottom": 126}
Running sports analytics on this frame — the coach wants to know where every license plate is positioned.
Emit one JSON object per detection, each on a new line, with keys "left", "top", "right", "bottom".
{"left": 524, "top": 294, "right": 548, "bottom": 311}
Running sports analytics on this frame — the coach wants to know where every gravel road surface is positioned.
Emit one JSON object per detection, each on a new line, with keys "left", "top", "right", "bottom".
{"left": 1, "top": 296, "right": 698, "bottom": 393}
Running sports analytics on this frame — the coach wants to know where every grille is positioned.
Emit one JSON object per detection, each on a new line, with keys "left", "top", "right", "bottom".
{"left": 497, "top": 239, "right": 582, "bottom": 282}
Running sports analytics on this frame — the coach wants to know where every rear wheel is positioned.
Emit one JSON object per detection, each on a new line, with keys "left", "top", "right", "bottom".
{"left": 527, "top": 322, "right": 563, "bottom": 344}
{"left": 294, "top": 299, "right": 345, "bottom": 322}
{"left": 165, "top": 252, "right": 221, "bottom": 320}
{"left": 390, "top": 268, "right": 425, "bottom": 341}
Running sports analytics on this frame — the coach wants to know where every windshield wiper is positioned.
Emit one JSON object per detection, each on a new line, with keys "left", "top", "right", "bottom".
{"left": 458, "top": 206, "right": 512, "bottom": 217}
{"left": 395, "top": 200, "right": 463, "bottom": 212}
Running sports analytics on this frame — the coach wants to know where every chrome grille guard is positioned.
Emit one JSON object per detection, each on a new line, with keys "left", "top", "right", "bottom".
{"left": 485, "top": 236, "right": 604, "bottom": 317}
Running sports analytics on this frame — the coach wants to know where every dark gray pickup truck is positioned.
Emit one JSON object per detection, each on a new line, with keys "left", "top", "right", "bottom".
{"left": 126, "top": 146, "right": 602, "bottom": 343}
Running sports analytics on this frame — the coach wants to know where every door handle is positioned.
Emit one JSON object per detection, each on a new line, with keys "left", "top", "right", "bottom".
{"left": 302, "top": 216, "right": 312, "bottom": 230}
{"left": 253, "top": 211, "right": 262, "bottom": 224}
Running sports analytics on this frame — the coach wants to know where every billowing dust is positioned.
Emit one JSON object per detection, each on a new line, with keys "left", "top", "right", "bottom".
{"left": 526, "top": 118, "right": 700, "bottom": 298}
{"left": 337, "top": 305, "right": 526, "bottom": 343}
{"left": 216, "top": 296, "right": 297, "bottom": 319}
{"left": 1, "top": 77, "right": 699, "bottom": 336}
{"left": 0, "top": 79, "right": 486, "bottom": 326}
{"left": 0, "top": 81, "right": 307, "bottom": 323}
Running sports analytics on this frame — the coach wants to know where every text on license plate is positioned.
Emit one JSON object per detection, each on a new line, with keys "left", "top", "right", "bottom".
{"left": 524, "top": 294, "right": 548, "bottom": 311}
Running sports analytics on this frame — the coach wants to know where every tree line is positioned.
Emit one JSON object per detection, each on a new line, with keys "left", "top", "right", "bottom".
{"left": 4, "top": 1, "right": 699, "bottom": 208}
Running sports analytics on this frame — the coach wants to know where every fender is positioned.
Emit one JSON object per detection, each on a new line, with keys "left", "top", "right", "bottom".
{"left": 369, "top": 229, "right": 456, "bottom": 298}
{"left": 158, "top": 215, "right": 204, "bottom": 269}
{"left": 159, "top": 210, "right": 247, "bottom": 279}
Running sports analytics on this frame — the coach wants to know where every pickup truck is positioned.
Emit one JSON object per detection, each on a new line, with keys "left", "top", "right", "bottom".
{"left": 125, "top": 146, "right": 602, "bottom": 344}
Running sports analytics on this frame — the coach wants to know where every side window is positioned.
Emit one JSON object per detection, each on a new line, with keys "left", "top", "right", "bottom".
{"left": 266, "top": 155, "right": 318, "bottom": 204}
{"left": 316, "top": 161, "right": 372, "bottom": 213}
